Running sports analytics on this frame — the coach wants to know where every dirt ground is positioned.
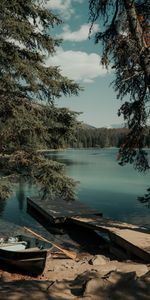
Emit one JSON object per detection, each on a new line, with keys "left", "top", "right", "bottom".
{"left": 0, "top": 253, "right": 150, "bottom": 300}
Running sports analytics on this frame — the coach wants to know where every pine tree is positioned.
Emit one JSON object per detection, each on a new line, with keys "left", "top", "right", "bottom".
{"left": 0, "top": 0, "right": 81, "bottom": 200}
{"left": 89, "top": 0, "right": 150, "bottom": 171}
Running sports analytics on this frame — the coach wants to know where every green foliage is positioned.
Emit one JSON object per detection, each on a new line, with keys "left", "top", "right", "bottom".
{"left": 0, "top": 0, "right": 81, "bottom": 201}
{"left": 0, "top": 0, "right": 80, "bottom": 102}
{"left": 0, "top": 151, "right": 77, "bottom": 201}
{"left": 89, "top": 0, "right": 150, "bottom": 172}
{"left": 0, "top": 98, "right": 79, "bottom": 152}
{"left": 69, "top": 124, "right": 150, "bottom": 149}
{"left": 70, "top": 125, "right": 128, "bottom": 148}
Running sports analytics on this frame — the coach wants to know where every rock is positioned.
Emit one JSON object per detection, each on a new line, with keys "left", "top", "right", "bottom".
{"left": 106, "top": 270, "right": 136, "bottom": 284}
{"left": 83, "top": 277, "right": 107, "bottom": 299}
{"left": 76, "top": 252, "right": 93, "bottom": 261}
{"left": 89, "top": 255, "right": 109, "bottom": 266}
{"left": 74, "top": 270, "right": 99, "bottom": 285}
{"left": 96, "top": 261, "right": 149, "bottom": 277}
{"left": 116, "top": 263, "right": 149, "bottom": 277}
{"left": 47, "top": 280, "right": 75, "bottom": 299}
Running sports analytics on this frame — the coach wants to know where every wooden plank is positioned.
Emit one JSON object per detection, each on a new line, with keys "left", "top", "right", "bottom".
{"left": 27, "top": 197, "right": 60, "bottom": 224}
{"left": 27, "top": 197, "right": 102, "bottom": 224}
{"left": 109, "top": 231, "right": 150, "bottom": 262}
{"left": 69, "top": 216, "right": 142, "bottom": 232}
{"left": 70, "top": 216, "right": 150, "bottom": 262}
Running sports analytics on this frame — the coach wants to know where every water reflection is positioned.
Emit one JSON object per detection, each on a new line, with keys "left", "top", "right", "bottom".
{"left": 46, "top": 153, "right": 87, "bottom": 166}
{"left": 0, "top": 199, "right": 7, "bottom": 217}
{"left": 16, "top": 179, "right": 25, "bottom": 211}
{"left": 47, "top": 149, "right": 150, "bottom": 228}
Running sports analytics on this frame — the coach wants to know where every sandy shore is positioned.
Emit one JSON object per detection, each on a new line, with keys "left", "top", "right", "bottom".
{"left": 0, "top": 252, "right": 150, "bottom": 299}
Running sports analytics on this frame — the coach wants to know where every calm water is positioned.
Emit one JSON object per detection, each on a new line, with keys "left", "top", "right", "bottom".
{"left": 48, "top": 148, "right": 150, "bottom": 228}
{"left": 0, "top": 148, "right": 150, "bottom": 232}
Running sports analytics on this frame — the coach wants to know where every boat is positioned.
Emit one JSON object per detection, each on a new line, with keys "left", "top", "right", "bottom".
{"left": 0, "top": 234, "right": 52, "bottom": 276}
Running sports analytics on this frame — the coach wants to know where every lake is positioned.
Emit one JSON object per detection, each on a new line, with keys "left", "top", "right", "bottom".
{"left": 0, "top": 148, "right": 150, "bottom": 233}
{"left": 47, "top": 148, "right": 150, "bottom": 228}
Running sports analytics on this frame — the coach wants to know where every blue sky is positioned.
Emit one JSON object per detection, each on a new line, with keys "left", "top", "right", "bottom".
{"left": 44, "top": 0, "right": 124, "bottom": 128}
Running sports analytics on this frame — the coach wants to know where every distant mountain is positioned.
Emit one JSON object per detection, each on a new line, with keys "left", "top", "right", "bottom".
{"left": 80, "top": 123, "right": 96, "bottom": 129}
{"left": 110, "top": 123, "right": 125, "bottom": 128}
{"left": 79, "top": 123, "right": 125, "bottom": 129}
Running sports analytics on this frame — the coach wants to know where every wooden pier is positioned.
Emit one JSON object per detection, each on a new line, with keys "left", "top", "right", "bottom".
{"left": 27, "top": 196, "right": 150, "bottom": 263}
{"left": 69, "top": 215, "right": 150, "bottom": 262}
{"left": 27, "top": 196, "right": 102, "bottom": 224}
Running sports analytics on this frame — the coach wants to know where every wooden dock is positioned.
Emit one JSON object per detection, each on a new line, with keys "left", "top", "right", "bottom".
{"left": 27, "top": 196, "right": 150, "bottom": 263}
{"left": 27, "top": 196, "right": 102, "bottom": 224}
{"left": 69, "top": 216, "right": 150, "bottom": 262}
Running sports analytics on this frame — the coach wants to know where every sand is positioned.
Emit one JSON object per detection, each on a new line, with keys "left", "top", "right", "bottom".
{"left": 0, "top": 252, "right": 150, "bottom": 299}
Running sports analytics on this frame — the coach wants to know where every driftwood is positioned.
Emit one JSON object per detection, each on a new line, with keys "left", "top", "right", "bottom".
{"left": 24, "top": 226, "right": 77, "bottom": 260}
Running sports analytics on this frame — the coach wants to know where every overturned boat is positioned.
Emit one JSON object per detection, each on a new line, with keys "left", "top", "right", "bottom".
{"left": 0, "top": 234, "right": 52, "bottom": 276}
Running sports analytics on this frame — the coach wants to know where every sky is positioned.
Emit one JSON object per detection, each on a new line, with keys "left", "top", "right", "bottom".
{"left": 44, "top": 0, "right": 124, "bottom": 128}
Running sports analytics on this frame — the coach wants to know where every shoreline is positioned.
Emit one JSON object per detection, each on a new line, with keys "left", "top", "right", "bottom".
{"left": 0, "top": 220, "right": 150, "bottom": 298}
{"left": 0, "top": 252, "right": 150, "bottom": 299}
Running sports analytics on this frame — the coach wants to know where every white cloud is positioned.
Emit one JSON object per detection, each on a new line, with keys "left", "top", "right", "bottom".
{"left": 45, "top": 0, "right": 71, "bottom": 11}
{"left": 44, "top": 0, "right": 74, "bottom": 19}
{"left": 44, "top": 0, "right": 84, "bottom": 19}
{"left": 58, "top": 23, "right": 99, "bottom": 42}
{"left": 45, "top": 47, "right": 108, "bottom": 83}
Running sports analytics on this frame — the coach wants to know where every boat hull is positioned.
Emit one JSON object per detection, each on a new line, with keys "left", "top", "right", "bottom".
{"left": 0, "top": 234, "right": 52, "bottom": 275}
{"left": 0, "top": 248, "right": 47, "bottom": 275}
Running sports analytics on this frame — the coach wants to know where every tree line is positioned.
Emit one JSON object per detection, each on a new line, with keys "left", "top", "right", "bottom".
{"left": 69, "top": 125, "right": 150, "bottom": 149}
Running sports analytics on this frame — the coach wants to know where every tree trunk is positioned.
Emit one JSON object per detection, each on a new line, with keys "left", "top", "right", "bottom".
{"left": 124, "top": 0, "right": 150, "bottom": 90}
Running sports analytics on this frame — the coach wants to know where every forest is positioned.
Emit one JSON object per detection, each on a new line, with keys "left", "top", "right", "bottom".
{"left": 69, "top": 125, "right": 150, "bottom": 149}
